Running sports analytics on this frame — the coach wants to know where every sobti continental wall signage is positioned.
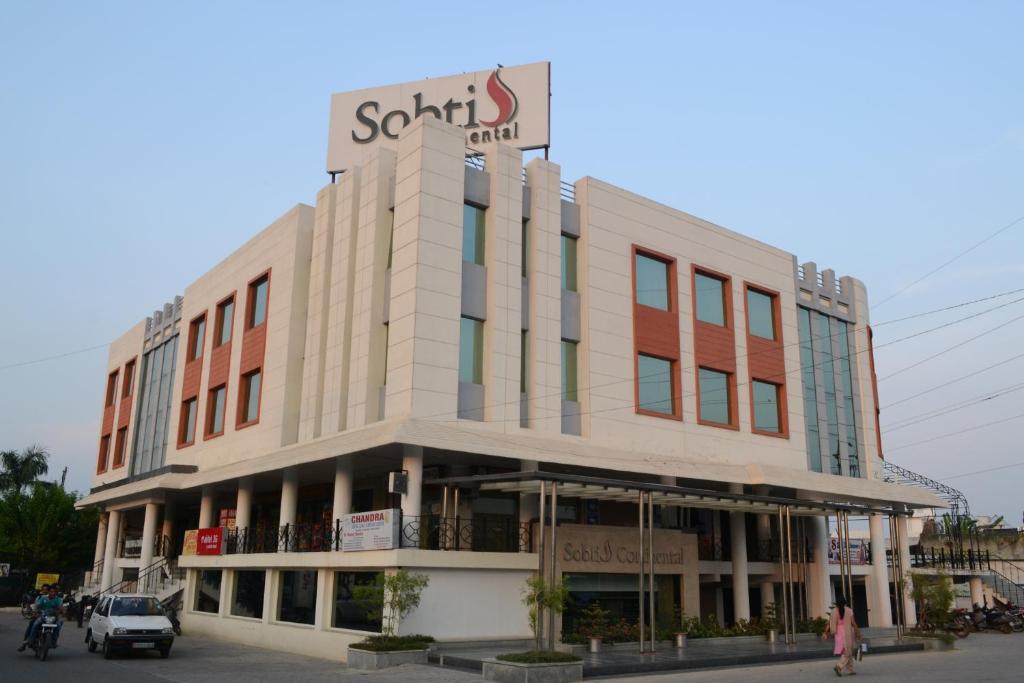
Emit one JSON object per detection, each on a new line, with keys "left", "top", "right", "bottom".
{"left": 326, "top": 61, "right": 550, "bottom": 172}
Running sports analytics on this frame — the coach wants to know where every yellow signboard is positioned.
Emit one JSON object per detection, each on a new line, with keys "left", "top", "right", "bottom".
{"left": 182, "top": 529, "right": 198, "bottom": 556}
{"left": 34, "top": 573, "right": 60, "bottom": 590}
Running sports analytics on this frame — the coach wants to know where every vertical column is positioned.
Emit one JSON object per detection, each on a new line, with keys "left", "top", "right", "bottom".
{"left": 236, "top": 477, "right": 254, "bottom": 530}
{"left": 868, "top": 514, "right": 893, "bottom": 627}
{"left": 401, "top": 445, "right": 423, "bottom": 519}
{"left": 969, "top": 576, "right": 984, "bottom": 607}
{"left": 100, "top": 509, "right": 121, "bottom": 589}
{"left": 807, "top": 515, "right": 832, "bottom": 618}
{"left": 280, "top": 468, "right": 299, "bottom": 526}
{"left": 730, "top": 512, "right": 751, "bottom": 622}
{"left": 385, "top": 117, "right": 465, "bottom": 420}
{"left": 760, "top": 580, "right": 776, "bottom": 618}
{"left": 93, "top": 512, "right": 108, "bottom": 568}
{"left": 332, "top": 456, "right": 354, "bottom": 520}
{"left": 896, "top": 515, "right": 916, "bottom": 626}
{"left": 524, "top": 158, "right": 563, "bottom": 433}
{"left": 139, "top": 503, "right": 159, "bottom": 575}
{"left": 160, "top": 501, "right": 174, "bottom": 556}
{"left": 198, "top": 486, "right": 215, "bottom": 529}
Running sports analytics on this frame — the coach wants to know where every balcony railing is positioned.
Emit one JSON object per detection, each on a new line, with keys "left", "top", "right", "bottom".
{"left": 909, "top": 545, "right": 991, "bottom": 571}
{"left": 222, "top": 514, "right": 530, "bottom": 555}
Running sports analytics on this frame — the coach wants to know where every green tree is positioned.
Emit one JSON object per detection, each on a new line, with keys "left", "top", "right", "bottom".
{"left": 0, "top": 445, "right": 50, "bottom": 495}
{"left": 352, "top": 569, "right": 430, "bottom": 637}
{"left": 0, "top": 483, "right": 99, "bottom": 579}
{"left": 522, "top": 575, "right": 569, "bottom": 650}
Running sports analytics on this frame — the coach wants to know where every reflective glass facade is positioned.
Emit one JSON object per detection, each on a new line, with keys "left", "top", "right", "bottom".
{"left": 130, "top": 334, "right": 179, "bottom": 476}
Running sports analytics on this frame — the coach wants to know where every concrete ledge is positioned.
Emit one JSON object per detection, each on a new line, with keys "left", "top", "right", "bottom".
{"left": 347, "top": 647, "right": 428, "bottom": 670}
{"left": 482, "top": 658, "right": 583, "bottom": 683}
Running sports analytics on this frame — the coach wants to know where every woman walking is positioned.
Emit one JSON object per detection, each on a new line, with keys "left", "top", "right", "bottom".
{"left": 822, "top": 595, "right": 861, "bottom": 676}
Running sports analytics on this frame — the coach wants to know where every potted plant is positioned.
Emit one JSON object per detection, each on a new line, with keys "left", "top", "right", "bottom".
{"left": 763, "top": 603, "right": 779, "bottom": 643}
{"left": 672, "top": 608, "right": 691, "bottom": 648}
{"left": 577, "top": 601, "right": 610, "bottom": 653}
{"left": 347, "top": 570, "right": 432, "bottom": 670}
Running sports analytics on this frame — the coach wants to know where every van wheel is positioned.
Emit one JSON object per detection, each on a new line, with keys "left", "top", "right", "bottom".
{"left": 102, "top": 637, "right": 113, "bottom": 660}
{"left": 87, "top": 631, "right": 97, "bottom": 653}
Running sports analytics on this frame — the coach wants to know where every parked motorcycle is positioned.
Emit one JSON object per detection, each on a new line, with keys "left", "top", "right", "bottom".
{"left": 160, "top": 599, "right": 182, "bottom": 636}
{"left": 969, "top": 604, "right": 1015, "bottom": 634}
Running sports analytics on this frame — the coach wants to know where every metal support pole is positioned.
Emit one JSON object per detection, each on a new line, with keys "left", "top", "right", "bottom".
{"left": 798, "top": 515, "right": 807, "bottom": 621}
{"left": 842, "top": 512, "right": 854, "bottom": 606}
{"left": 648, "top": 491, "right": 656, "bottom": 654}
{"left": 548, "top": 482, "right": 558, "bottom": 651}
{"left": 638, "top": 490, "right": 646, "bottom": 654}
{"left": 785, "top": 506, "right": 796, "bottom": 644}
{"left": 889, "top": 514, "right": 905, "bottom": 641}
{"left": 536, "top": 481, "right": 545, "bottom": 648}
{"left": 778, "top": 506, "right": 790, "bottom": 644}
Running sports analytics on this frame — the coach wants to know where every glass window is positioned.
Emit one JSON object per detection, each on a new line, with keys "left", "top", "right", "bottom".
{"left": 248, "top": 275, "right": 269, "bottom": 328}
{"left": 562, "top": 341, "right": 578, "bottom": 402}
{"left": 462, "top": 204, "right": 485, "bottom": 265}
{"left": 216, "top": 298, "right": 234, "bottom": 347}
{"left": 332, "top": 571, "right": 383, "bottom": 632}
{"left": 637, "top": 354, "right": 674, "bottom": 414}
{"left": 122, "top": 360, "right": 136, "bottom": 398}
{"left": 747, "top": 289, "right": 776, "bottom": 340}
{"left": 112, "top": 596, "right": 163, "bottom": 617}
{"left": 180, "top": 398, "right": 197, "bottom": 445}
{"left": 113, "top": 427, "right": 127, "bottom": 467}
{"left": 798, "top": 308, "right": 822, "bottom": 472}
{"left": 753, "top": 380, "right": 781, "bottom": 433}
{"left": 241, "top": 370, "right": 261, "bottom": 424}
{"left": 189, "top": 316, "right": 206, "bottom": 361}
{"left": 231, "top": 570, "right": 265, "bottom": 619}
{"left": 694, "top": 272, "right": 726, "bottom": 326}
{"left": 520, "top": 331, "right": 527, "bottom": 394}
{"left": 838, "top": 323, "right": 861, "bottom": 477}
{"left": 97, "top": 435, "right": 110, "bottom": 472}
{"left": 818, "top": 315, "right": 842, "bottom": 475}
{"left": 521, "top": 219, "right": 528, "bottom": 278}
{"left": 194, "top": 569, "right": 222, "bottom": 613}
{"left": 635, "top": 254, "right": 669, "bottom": 310}
{"left": 278, "top": 570, "right": 317, "bottom": 625}
{"left": 459, "top": 317, "right": 483, "bottom": 384}
{"left": 105, "top": 372, "right": 118, "bottom": 407}
{"left": 698, "top": 368, "right": 731, "bottom": 425}
{"left": 209, "top": 385, "right": 226, "bottom": 435}
{"left": 561, "top": 235, "right": 578, "bottom": 291}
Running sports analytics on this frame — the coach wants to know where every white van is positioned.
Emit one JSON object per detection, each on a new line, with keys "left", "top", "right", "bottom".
{"left": 86, "top": 593, "right": 175, "bottom": 659}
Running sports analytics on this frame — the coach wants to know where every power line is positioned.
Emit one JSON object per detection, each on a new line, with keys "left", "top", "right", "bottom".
{"left": 879, "top": 310, "right": 1024, "bottom": 381}
{"left": 881, "top": 350, "right": 1024, "bottom": 409}
{"left": 873, "top": 212, "right": 1024, "bottom": 310}
{"left": 884, "top": 382, "right": 1024, "bottom": 432}
{"left": 873, "top": 287, "right": 1024, "bottom": 327}
{"left": 940, "top": 461, "right": 1024, "bottom": 482}
{"left": 0, "top": 343, "right": 109, "bottom": 372}
{"left": 872, "top": 294, "right": 1024, "bottom": 349}
{"left": 886, "top": 410, "right": 1024, "bottom": 453}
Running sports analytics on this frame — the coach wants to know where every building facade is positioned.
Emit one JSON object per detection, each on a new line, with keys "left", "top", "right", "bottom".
{"left": 78, "top": 115, "right": 940, "bottom": 660}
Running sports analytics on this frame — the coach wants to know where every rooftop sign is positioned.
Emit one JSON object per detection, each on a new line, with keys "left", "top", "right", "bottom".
{"left": 327, "top": 62, "right": 550, "bottom": 173}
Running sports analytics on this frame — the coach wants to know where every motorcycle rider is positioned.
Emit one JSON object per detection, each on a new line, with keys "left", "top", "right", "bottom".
{"left": 18, "top": 584, "right": 63, "bottom": 651}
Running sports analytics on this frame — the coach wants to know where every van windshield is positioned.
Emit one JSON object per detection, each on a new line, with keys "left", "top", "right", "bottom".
{"left": 111, "top": 597, "right": 163, "bottom": 617}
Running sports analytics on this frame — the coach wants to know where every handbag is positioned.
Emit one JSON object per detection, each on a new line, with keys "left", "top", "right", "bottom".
{"left": 854, "top": 641, "right": 867, "bottom": 661}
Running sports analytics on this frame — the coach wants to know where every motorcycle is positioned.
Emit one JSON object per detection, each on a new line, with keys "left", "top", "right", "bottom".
{"left": 25, "top": 614, "right": 61, "bottom": 661}
{"left": 969, "top": 604, "right": 1015, "bottom": 634}
{"left": 160, "top": 599, "right": 182, "bottom": 636}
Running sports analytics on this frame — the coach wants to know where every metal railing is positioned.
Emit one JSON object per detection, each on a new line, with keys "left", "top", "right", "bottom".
{"left": 910, "top": 545, "right": 991, "bottom": 571}
{"left": 749, "top": 538, "right": 815, "bottom": 563}
{"left": 698, "top": 537, "right": 729, "bottom": 561}
{"left": 399, "top": 514, "right": 530, "bottom": 552}
{"left": 560, "top": 180, "right": 575, "bottom": 202}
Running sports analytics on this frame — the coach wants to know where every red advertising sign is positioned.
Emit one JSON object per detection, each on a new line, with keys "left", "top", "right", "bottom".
{"left": 196, "top": 527, "right": 224, "bottom": 556}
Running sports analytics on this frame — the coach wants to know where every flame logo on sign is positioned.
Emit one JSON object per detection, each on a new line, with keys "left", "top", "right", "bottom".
{"left": 479, "top": 69, "right": 518, "bottom": 127}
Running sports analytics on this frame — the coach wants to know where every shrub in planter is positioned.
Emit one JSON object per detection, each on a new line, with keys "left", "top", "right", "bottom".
{"left": 496, "top": 650, "right": 582, "bottom": 664}
{"left": 351, "top": 634, "right": 435, "bottom": 652}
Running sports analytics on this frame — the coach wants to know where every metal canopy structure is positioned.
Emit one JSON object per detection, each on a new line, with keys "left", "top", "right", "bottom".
{"left": 426, "top": 470, "right": 912, "bottom": 650}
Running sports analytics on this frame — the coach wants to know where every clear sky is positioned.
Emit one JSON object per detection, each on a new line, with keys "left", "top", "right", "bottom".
{"left": 1, "top": 2, "right": 1021, "bottom": 525}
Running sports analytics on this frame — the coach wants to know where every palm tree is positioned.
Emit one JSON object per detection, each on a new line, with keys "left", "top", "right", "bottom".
{"left": 0, "top": 445, "right": 50, "bottom": 495}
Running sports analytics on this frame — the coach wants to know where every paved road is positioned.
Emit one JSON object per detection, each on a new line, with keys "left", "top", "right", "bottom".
{"left": 0, "top": 609, "right": 475, "bottom": 683}
{"left": 599, "top": 631, "right": 1022, "bottom": 681}
{"left": 4, "top": 608, "right": 1020, "bottom": 682}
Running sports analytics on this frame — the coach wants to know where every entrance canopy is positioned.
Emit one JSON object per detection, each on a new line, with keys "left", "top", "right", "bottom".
{"left": 425, "top": 470, "right": 920, "bottom": 517}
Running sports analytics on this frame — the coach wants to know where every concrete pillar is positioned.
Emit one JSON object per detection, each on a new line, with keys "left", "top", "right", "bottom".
{"left": 969, "top": 576, "right": 984, "bottom": 607}
{"left": 730, "top": 511, "right": 751, "bottom": 622}
{"left": 160, "top": 501, "right": 174, "bottom": 555}
{"left": 198, "top": 486, "right": 215, "bottom": 528}
{"left": 896, "top": 516, "right": 916, "bottom": 626}
{"left": 868, "top": 514, "right": 893, "bottom": 627}
{"left": 808, "top": 515, "right": 832, "bottom": 618}
{"left": 280, "top": 468, "right": 299, "bottom": 526}
{"left": 756, "top": 514, "right": 772, "bottom": 560}
{"left": 236, "top": 477, "right": 254, "bottom": 529}
{"left": 93, "top": 512, "right": 108, "bottom": 567}
{"left": 760, "top": 581, "right": 776, "bottom": 619}
{"left": 401, "top": 445, "right": 423, "bottom": 519}
{"left": 139, "top": 503, "right": 159, "bottom": 575}
{"left": 332, "top": 456, "right": 353, "bottom": 520}
{"left": 100, "top": 509, "right": 121, "bottom": 589}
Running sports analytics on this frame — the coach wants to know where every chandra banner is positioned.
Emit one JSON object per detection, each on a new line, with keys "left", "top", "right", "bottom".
{"left": 327, "top": 62, "right": 550, "bottom": 172}
{"left": 341, "top": 509, "right": 400, "bottom": 552}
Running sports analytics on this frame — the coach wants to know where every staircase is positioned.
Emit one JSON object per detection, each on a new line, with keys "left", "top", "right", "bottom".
{"left": 983, "top": 559, "right": 1024, "bottom": 606}
{"left": 94, "top": 556, "right": 186, "bottom": 603}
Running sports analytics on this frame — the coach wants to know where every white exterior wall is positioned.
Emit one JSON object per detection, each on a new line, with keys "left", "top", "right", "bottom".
{"left": 398, "top": 568, "right": 533, "bottom": 639}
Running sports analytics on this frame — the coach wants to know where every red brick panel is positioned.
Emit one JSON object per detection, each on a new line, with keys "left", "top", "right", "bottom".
{"left": 631, "top": 245, "right": 682, "bottom": 421}
{"left": 239, "top": 324, "right": 266, "bottom": 375}
{"left": 236, "top": 269, "right": 270, "bottom": 429}
{"left": 692, "top": 265, "right": 738, "bottom": 429}
{"left": 117, "top": 357, "right": 137, "bottom": 431}
{"left": 208, "top": 340, "right": 232, "bottom": 390}
{"left": 744, "top": 283, "right": 788, "bottom": 438}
